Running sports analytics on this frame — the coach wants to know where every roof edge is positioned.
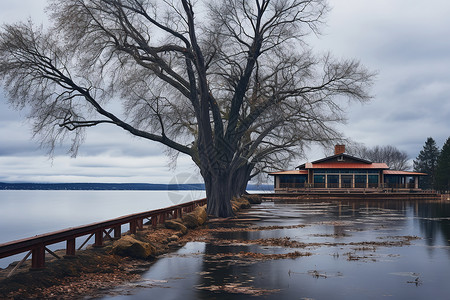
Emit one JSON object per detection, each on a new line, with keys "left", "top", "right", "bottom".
{"left": 296, "top": 153, "right": 373, "bottom": 169}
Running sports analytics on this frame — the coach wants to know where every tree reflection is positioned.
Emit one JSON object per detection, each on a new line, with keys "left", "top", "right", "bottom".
{"left": 414, "top": 200, "right": 450, "bottom": 246}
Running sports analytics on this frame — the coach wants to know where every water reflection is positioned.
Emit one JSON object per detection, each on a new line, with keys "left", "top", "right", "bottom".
{"left": 105, "top": 199, "right": 450, "bottom": 300}
{"left": 414, "top": 201, "right": 450, "bottom": 246}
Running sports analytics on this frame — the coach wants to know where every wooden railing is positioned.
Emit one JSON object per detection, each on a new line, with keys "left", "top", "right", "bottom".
{"left": 385, "top": 183, "right": 416, "bottom": 189}
{"left": 279, "top": 183, "right": 416, "bottom": 189}
{"left": 0, "top": 198, "right": 206, "bottom": 275}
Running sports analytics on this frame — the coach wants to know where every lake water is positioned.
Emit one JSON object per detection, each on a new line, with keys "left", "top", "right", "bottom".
{"left": 0, "top": 190, "right": 205, "bottom": 268}
{"left": 102, "top": 199, "right": 450, "bottom": 300}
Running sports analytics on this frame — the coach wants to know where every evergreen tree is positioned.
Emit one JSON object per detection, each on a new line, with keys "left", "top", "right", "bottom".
{"left": 435, "top": 137, "right": 450, "bottom": 192}
{"left": 413, "top": 137, "right": 440, "bottom": 189}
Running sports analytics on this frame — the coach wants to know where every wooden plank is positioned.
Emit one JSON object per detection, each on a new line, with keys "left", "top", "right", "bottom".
{"left": 7, "top": 251, "right": 32, "bottom": 278}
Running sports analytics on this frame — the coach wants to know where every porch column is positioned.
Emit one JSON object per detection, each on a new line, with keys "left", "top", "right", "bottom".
{"left": 380, "top": 171, "right": 384, "bottom": 188}
{"left": 415, "top": 177, "right": 419, "bottom": 189}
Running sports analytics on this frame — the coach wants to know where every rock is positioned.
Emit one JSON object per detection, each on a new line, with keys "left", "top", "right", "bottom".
{"left": 231, "top": 197, "right": 251, "bottom": 211}
{"left": 168, "top": 241, "right": 180, "bottom": 248}
{"left": 112, "top": 235, "right": 155, "bottom": 259}
{"left": 164, "top": 220, "right": 188, "bottom": 235}
{"left": 175, "top": 231, "right": 185, "bottom": 237}
{"left": 168, "top": 235, "right": 179, "bottom": 242}
{"left": 182, "top": 206, "right": 207, "bottom": 229}
{"left": 243, "top": 194, "right": 262, "bottom": 204}
{"left": 194, "top": 206, "right": 207, "bottom": 225}
{"left": 182, "top": 214, "right": 199, "bottom": 229}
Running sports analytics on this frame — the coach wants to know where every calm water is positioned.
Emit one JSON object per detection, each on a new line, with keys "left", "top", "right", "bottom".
{"left": 0, "top": 190, "right": 205, "bottom": 268}
{"left": 103, "top": 199, "right": 450, "bottom": 300}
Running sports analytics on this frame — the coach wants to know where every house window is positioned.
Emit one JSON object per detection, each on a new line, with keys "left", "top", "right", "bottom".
{"left": 368, "top": 175, "right": 379, "bottom": 188}
{"left": 341, "top": 175, "right": 353, "bottom": 188}
{"left": 314, "top": 175, "right": 325, "bottom": 188}
{"left": 327, "top": 175, "right": 339, "bottom": 188}
{"left": 355, "top": 175, "right": 367, "bottom": 188}
{"left": 279, "top": 175, "right": 307, "bottom": 188}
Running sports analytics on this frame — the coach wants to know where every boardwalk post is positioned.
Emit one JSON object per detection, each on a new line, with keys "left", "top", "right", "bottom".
{"left": 31, "top": 244, "right": 45, "bottom": 270}
{"left": 151, "top": 215, "right": 157, "bottom": 228}
{"left": 93, "top": 229, "right": 103, "bottom": 247}
{"left": 130, "top": 220, "right": 137, "bottom": 234}
{"left": 113, "top": 225, "right": 121, "bottom": 239}
{"left": 66, "top": 238, "right": 76, "bottom": 257}
{"left": 159, "top": 212, "right": 166, "bottom": 224}
{"left": 137, "top": 218, "right": 144, "bottom": 230}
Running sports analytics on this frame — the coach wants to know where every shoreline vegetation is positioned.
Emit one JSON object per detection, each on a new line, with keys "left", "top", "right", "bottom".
{"left": 0, "top": 195, "right": 261, "bottom": 299}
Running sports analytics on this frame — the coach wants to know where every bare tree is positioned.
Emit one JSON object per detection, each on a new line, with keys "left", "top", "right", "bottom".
{"left": 0, "top": 0, "right": 374, "bottom": 217}
{"left": 348, "top": 144, "right": 410, "bottom": 171}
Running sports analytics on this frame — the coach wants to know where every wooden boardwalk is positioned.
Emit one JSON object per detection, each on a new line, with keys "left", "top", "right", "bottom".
{"left": 258, "top": 191, "right": 442, "bottom": 202}
{"left": 0, "top": 198, "right": 206, "bottom": 274}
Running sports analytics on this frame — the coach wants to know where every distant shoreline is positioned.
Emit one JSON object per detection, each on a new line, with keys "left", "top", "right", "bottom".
{"left": 0, "top": 182, "right": 273, "bottom": 191}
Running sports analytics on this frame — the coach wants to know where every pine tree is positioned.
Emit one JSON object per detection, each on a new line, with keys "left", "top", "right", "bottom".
{"left": 413, "top": 137, "right": 440, "bottom": 189}
{"left": 435, "top": 137, "right": 450, "bottom": 192}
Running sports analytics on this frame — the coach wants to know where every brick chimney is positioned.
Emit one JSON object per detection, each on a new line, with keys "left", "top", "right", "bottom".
{"left": 334, "top": 144, "right": 346, "bottom": 155}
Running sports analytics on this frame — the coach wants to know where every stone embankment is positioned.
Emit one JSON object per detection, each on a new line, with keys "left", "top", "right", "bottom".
{"left": 0, "top": 196, "right": 260, "bottom": 299}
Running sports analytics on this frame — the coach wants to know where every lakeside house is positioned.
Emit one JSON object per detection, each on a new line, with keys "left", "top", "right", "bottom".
{"left": 270, "top": 145, "right": 427, "bottom": 193}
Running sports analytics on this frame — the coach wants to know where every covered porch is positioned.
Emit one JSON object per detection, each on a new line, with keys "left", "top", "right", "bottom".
{"left": 272, "top": 170, "right": 426, "bottom": 192}
{"left": 383, "top": 170, "right": 422, "bottom": 190}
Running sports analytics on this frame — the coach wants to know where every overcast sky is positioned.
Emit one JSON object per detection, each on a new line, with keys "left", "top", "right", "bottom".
{"left": 0, "top": 0, "right": 449, "bottom": 184}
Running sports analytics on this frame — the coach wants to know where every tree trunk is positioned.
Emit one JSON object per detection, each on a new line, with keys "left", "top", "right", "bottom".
{"left": 230, "top": 164, "right": 252, "bottom": 198}
{"left": 204, "top": 171, "right": 235, "bottom": 217}
{"left": 202, "top": 163, "right": 252, "bottom": 218}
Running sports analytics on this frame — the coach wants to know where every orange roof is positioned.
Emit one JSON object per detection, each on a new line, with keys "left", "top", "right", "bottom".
{"left": 383, "top": 170, "right": 427, "bottom": 176}
{"left": 268, "top": 170, "right": 309, "bottom": 175}
{"left": 305, "top": 163, "right": 389, "bottom": 169}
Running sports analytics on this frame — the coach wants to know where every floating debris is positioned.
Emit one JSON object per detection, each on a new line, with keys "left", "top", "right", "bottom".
{"left": 207, "top": 251, "right": 312, "bottom": 261}
{"left": 206, "top": 224, "right": 307, "bottom": 233}
{"left": 390, "top": 272, "right": 420, "bottom": 278}
{"left": 377, "top": 235, "right": 421, "bottom": 242}
{"left": 310, "top": 233, "right": 351, "bottom": 238}
{"left": 308, "top": 270, "right": 328, "bottom": 279}
{"left": 196, "top": 283, "right": 280, "bottom": 296}
{"left": 344, "top": 252, "right": 377, "bottom": 262}
{"left": 206, "top": 235, "right": 420, "bottom": 251}
{"left": 407, "top": 277, "right": 422, "bottom": 286}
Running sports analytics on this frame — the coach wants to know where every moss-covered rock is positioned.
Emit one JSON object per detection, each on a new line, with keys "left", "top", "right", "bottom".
{"left": 112, "top": 235, "right": 155, "bottom": 259}
{"left": 182, "top": 213, "right": 199, "bottom": 228}
{"left": 168, "top": 235, "right": 179, "bottom": 242}
{"left": 243, "top": 194, "right": 262, "bottom": 204}
{"left": 194, "top": 205, "right": 207, "bottom": 225}
{"left": 182, "top": 205, "right": 207, "bottom": 228}
{"left": 164, "top": 219, "right": 188, "bottom": 235}
{"left": 231, "top": 197, "right": 251, "bottom": 212}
